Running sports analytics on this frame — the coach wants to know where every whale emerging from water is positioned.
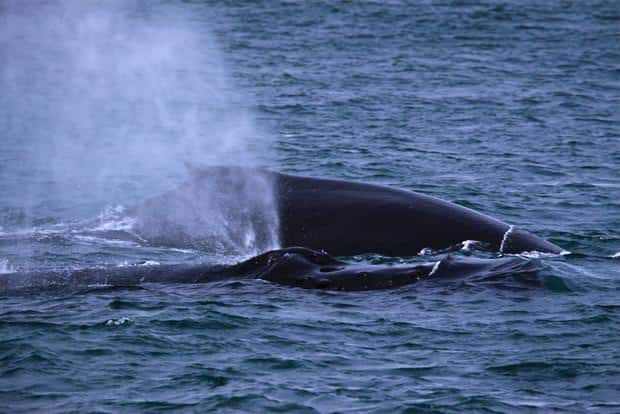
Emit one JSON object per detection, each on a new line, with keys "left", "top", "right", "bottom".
{"left": 1, "top": 167, "right": 560, "bottom": 294}
{"left": 275, "top": 169, "right": 562, "bottom": 255}
{"left": 135, "top": 166, "right": 563, "bottom": 256}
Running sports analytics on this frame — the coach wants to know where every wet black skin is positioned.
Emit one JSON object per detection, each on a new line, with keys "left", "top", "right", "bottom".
{"left": 1, "top": 167, "right": 560, "bottom": 294}
{"left": 174, "top": 166, "right": 562, "bottom": 256}
{"left": 274, "top": 170, "right": 562, "bottom": 256}
{"left": 0, "top": 247, "right": 541, "bottom": 294}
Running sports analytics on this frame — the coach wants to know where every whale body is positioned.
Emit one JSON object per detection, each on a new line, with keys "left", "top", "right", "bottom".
{"left": 1, "top": 167, "right": 561, "bottom": 294}
{"left": 275, "top": 169, "right": 562, "bottom": 255}
{"left": 0, "top": 247, "right": 541, "bottom": 294}
{"left": 149, "top": 167, "right": 562, "bottom": 256}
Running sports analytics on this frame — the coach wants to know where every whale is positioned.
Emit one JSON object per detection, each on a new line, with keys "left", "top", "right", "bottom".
{"left": 136, "top": 166, "right": 563, "bottom": 256}
{"left": 274, "top": 169, "right": 563, "bottom": 255}
{"left": 0, "top": 247, "right": 541, "bottom": 294}
{"left": 1, "top": 167, "right": 558, "bottom": 294}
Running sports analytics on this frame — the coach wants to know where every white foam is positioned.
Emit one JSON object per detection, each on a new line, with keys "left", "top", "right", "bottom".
{"left": 418, "top": 247, "right": 433, "bottom": 256}
{"left": 168, "top": 247, "right": 198, "bottom": 254}
{"left": 499, "top": 225, "right": 514, "bottom": 253}
{"left": 0, "top": 259, "right": 15, "bottom": 274}
{"left": 461, "top": 240, "right": 478, "bottom": 251}
{"left": 91, "top": 205, "right": 136, "bottom": 232}
{"left": 92, "top": 217, "right": 136, "bottom": 232}
{"left": 105, "top": 317, "right": 132, "bottom": 326}
{"left": 612, "top": 252, "right": 620, "bottom": 259}
{"left": 117, "top": 260, "right": 161, "bottom": 268}
{"left": 73, "top": 234, "right": 139, "bottom": 247}
{"left": 513, "top": 249, "right": 571, "bottom": 259}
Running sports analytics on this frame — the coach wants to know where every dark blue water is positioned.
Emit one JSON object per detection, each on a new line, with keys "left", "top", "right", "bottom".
{"left": 1, "top": 1, "right": 619, "bottom": 412}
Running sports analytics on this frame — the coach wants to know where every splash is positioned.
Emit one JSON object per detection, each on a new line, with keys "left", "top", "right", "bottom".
{"left": 133, "top": 167, "right": 280, "bottom": 256}
{"left": 519, "top": 250, "right": 572, "bottom": 259}
{"left": 92, "top": 206, "right": 136, "bottom": 233}
{"left": 105, "top": 317, "right": 132, "bottom": 326}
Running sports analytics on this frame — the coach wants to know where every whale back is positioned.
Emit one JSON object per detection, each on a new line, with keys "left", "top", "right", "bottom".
{"left": 274, "top": 172, "right": 509, "bottom": 256}
{"left": 274, "top": 171, "right": 561, "bottom": 256}
{"left": 134, "top": 166, "right": 562, "bottom": 256}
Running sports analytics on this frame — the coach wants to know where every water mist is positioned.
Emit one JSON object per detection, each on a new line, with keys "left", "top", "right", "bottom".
{"left": 0, "top": 0, "right": 279, "bottom": 258}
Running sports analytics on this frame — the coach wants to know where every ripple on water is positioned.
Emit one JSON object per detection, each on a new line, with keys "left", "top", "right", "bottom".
{"left": 1, "top": 1, "right": 619, "bottom": 413}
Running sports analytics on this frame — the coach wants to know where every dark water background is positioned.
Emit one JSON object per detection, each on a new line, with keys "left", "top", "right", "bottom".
{"left": 1, "top": 1, "right": 619, "bottom": 412}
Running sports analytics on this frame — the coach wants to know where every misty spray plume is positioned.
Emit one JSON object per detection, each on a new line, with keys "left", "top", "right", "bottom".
{"left": 0, "top": 1, "right": 279, "bottom": 256}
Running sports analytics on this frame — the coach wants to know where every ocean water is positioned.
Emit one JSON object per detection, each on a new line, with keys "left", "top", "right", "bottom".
{"left": 1, "top": 1, "right": 619, "bottom": 412}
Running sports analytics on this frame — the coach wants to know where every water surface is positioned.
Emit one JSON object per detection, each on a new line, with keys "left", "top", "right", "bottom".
{"left": 1, "top": 1, "right": 619, "bottom": 412}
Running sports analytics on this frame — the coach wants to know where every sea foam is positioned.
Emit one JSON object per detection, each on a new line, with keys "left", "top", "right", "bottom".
{"left": 0, "top": 258, "right": 14, "bottom": 274}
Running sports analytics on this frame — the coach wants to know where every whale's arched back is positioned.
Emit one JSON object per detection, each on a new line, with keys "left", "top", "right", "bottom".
{"left": 135, "top": 166, "right": 562, "bottom": 256}
{"left": 273, "top": 171, "right": 562, "bottom": 256}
